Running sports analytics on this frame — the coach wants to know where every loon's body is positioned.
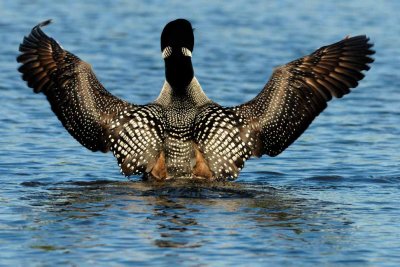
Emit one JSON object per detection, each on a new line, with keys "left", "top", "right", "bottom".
{"left": 17, "top": 19, "right": 374, "bottom": 181}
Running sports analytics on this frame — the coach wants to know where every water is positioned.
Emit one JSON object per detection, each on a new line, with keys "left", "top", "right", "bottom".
{"left": 1, "top": 0, "right": 400, "bottom": 266}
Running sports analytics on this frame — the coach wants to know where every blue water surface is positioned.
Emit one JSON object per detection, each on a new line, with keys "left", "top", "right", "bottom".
{"left": 1, "top": 0, "right": 399, "bottom": 266}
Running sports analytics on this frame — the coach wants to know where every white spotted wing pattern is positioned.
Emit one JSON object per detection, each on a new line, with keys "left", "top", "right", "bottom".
{"left": 194, "top": 105, "right": 253, "bottom": 180}
{"left": 108, "top": 105, "right": 165, "bottom": 176}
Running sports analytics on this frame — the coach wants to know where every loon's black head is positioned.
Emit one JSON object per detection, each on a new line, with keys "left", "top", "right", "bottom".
{"left": 161, "top": 19, "right": 194, "bottom": 55}
{"left": 161, "top": 19, "right": 194, "bottom": 90}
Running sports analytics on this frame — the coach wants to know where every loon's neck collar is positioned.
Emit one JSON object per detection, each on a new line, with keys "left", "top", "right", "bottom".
{"left": 163, "top": 48, "right": 194, "bottom": 91}
{"left": 155, "top": 77, "right": 212, "bottom": 107}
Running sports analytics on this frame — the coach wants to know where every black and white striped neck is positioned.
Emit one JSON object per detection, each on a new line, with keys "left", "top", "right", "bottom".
{"left": 163, "top": 48, "right": 194, "bottom": 92}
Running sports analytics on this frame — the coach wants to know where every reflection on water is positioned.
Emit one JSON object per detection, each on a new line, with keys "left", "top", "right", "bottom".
{"left": 5, "top": 175, "right": 400, "bottom": 265}
{"left": 20, "top": 180, "right": 353, "bottom": 254}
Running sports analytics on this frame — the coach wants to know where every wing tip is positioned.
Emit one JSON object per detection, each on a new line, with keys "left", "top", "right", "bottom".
{"left": 35, "top": 19, "right": 53, "bottom": 29}
{"left": 17, "top": 19, "right": 57, "bottom": 94}
{"left": 343, "top": 34, "right": 376, "bottom": 56}
{"left": 18, "top": 19, "right": 54, "bottom": 53}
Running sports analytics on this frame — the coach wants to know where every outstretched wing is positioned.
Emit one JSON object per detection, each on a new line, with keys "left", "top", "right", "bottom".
{"left": 17, "top": 20, "right": 131, "bottom": 152}
{"left": 232, "top": 35, "right": 374, "bottom": 157}
{"left": 17, "top": 20, "right": 165, "bottom": 176}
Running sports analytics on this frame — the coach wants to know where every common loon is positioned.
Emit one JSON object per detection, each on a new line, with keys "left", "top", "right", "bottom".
{"left": 17, "top": 19, "right": 374, "bottom": 181}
